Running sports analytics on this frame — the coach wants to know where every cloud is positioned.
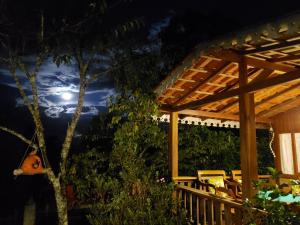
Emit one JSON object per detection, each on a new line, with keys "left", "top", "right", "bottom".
{"left": 148, "top": 16, "right": 172, "bottom": 40}
{"left": 45, "top": 106, "right": 65, "bottom": 118}
{"left": 0, "top": 56, "right": 115, "bottom": 118}
{"left": 65, "top": 106, "right": 99, "bottom": 116}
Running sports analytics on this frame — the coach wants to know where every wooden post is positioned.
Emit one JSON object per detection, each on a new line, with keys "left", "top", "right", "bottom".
{"left": 169, "top": 112, "right": 178, "bottom": 178}
{"left": 238, "top": 57, "right": 258, "bottom": 200}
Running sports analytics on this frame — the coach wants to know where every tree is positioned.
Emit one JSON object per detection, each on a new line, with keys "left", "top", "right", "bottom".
{"left": 108, "top": 44, "right": 164, "bottom": 93}
{"left": 0, "top": 1, "right": 142, "bottom": 224}
{"left": 69, "top": 91, "right": 187, "bottom": 225}
{"left": 178, "top": 125, "right": 240, "bottom": 175}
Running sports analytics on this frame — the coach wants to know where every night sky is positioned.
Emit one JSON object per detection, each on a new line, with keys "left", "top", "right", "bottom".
{"left": 0, "top": 0, "right": 300, "bottom": 223}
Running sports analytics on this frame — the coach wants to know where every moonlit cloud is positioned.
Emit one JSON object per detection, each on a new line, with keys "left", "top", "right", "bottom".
{"left": 0, "top": 56, "right": 114, "bottom": 118}
{"left": 148, "top": 16, "right": 172, "bottom": 40}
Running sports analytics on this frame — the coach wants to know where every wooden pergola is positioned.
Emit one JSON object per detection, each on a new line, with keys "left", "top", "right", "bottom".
{"left": 155, "top": 13, "right": 300, "bottom": 200}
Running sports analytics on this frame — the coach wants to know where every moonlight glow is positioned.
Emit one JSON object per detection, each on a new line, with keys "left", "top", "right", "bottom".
{"left": 61, "top": 92, "right": 73, "bottom": 101}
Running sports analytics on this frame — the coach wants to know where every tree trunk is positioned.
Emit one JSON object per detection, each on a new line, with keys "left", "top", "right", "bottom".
{"left": 52, "top": 179, "right": 68, "bottom": 225}
{"left": 23, "top": 197, "right": 36, "bottom": 225}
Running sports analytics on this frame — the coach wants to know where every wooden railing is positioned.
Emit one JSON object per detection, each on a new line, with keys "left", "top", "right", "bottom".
{"left": 172, "top": 176, "right": 198, "bottom": 188}
{"left": 176, "top": 185, "right": 244, "bottom": 225}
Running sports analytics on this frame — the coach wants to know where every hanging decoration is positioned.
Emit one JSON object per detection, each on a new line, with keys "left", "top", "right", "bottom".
{"left": 269, "top": 124, "right": 276, "bottom": 158}
{"left": 13, "top": 131, "right": 47, "bottom": 176}
{"left": 13, "top": 152, "right": 45, "bottom": 175}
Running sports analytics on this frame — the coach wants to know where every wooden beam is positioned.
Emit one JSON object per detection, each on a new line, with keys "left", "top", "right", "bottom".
{"left": 189, "top": 68, "right": 208, "bottom": 73}
{"left": 178, "top": 109, "right": 269, "bottom": 123}
{"left": 218, "top": 69, "right": 273, "bottom": 113}
{"left": 212, "top": 50, "right": 295, "bottom": 72}
{"left": 238, "top": 57, "right": 258, "bottom": 200}
{"left": 257, "top": 94, "right": 300, "bottom": 118}
{"left": 268, "top": 54, "right": 300, "bottom": 63}
{"left": 242, "top": 39, "right": 300, "bottom": 55}
{"left": 207, "top": 82, "right": 226, "bottom": 88}
{"left": 255, "top": 82, "right": 300, "bottom": 107}
{"left": 173, "top": 62, "right": 232, "bottom": 106}
{"left": 169, "top": 112, "right": 178, "bottom": 178}
{"left": 195, "top": 91, "right": 214, "bottom": 95}
{"left": 173, "top": 69, "right": 300, "bottom": 111}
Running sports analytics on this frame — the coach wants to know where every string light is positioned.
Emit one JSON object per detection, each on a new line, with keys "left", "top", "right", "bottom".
{"left": 269, "top": 124, "right": 276, "bottom": 158}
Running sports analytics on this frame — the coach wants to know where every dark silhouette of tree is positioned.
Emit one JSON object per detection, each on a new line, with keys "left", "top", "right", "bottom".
{"left": 0, "top": 1, "right": 142, "bottom": 224}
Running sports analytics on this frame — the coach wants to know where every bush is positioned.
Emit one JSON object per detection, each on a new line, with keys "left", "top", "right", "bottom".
{"left": 69, "top": 91, "right": 188, "bottom": 225}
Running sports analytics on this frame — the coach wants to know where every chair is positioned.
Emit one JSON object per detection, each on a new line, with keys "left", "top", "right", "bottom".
{"left": 197, "top": 170, "right": 239, "bottom": 200}
{"left": 230, "top": 170, "right": 274, "bottom": 196}
{"left": 231, "top": 169, "right": 272, "bottom": 182}
{"left": 231, "top": 170, "right": 242, "bottom": 182}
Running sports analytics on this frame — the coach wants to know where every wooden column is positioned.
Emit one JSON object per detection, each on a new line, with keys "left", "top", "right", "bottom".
{"left": 238, "top": 57, "right": 258, "bottom": 200}
{"left": 169, "top": 112, "right": 179, "bottom": 177}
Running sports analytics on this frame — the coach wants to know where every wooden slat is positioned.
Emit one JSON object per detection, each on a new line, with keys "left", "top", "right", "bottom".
{"left": 189, "top": 192, "right": 193, "bottom": 222}
{"left": 172, "top": 69, "right": 300, "bottom": 111}
{"left": 242, "top": 39, "right": 300, "bottom": 54}
{"left": 207, "top": 82, "right": 226, "bottom": 88}
{"left": 177, "top": 185, "right": 244, "bottom": 207}
{"left": 258, "top": 94, "right": 300, "bottom": 118}
{"left": 207, "top": 200, "right": 214, "bottom": 225}
{"left": 269, "top": 54, "right": 300, "bottom": 62}
{"left": 256, "top": 82, "right": 300, "bottom": 107}
{"left": 201, "top": 198, "right": 206, "bottom": 225}
{"left": 178, "top": 78, "right": 196, "bottom": 82}
{"left": 224, "top": 205, "right": 233, "bottom": 225}
{"left": 173, "top": 62, "right": 232, "bottom": 105}
{"left": 218, "top": 69, "right": 273, "bottom": 113}
{"left": 196, "top": 196, "right": 200, "bottom": 225}
{"left": 215, "top": 201, "right": 222, "bottom": 225}
{"left": 189, "top": 68, "right": 209, "bottom": 73}
{"left": 212, "top": 50, "right": 295, "bottom": 72}
{"left": 195, "top": 90, "right": 214, "bottom": 95}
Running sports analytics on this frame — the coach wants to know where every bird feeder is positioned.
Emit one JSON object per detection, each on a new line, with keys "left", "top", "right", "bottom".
{"left": 13, "top": 154, "right": 45, "bottom": 176}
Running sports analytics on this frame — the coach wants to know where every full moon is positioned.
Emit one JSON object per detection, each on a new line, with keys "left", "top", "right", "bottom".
{"left": 61, "top": 92, "right": 72, "bottom": 100}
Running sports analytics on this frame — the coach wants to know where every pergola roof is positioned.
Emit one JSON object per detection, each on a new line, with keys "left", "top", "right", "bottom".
{"left": 155, "top": 13, "right": 300, "bottom": 124}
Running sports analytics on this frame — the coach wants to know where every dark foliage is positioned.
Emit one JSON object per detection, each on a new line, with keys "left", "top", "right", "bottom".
{"left": 68, "top": 91, "right": 188, "bottom": 225}
{"left": 177, "top": 124, "right": 274, "bottom": 176}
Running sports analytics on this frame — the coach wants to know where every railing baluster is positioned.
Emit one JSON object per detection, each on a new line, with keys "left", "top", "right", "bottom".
{"left": 234, "top": 208, "right": 243, "bottom": 225}
{"left": 224, "top": 205, "right": 232, "bottom": 225}
{"left": 207, "top": 199, "right": 214, "bottom": 225}
{"left": 196, "top": 196, "right": 200, "bottom": 225}
{"left": 184, "top": 189, "right": 187, "bottom": 210}
{"left": 189, "top": 190, "right": 193, "bottom": 222}
{"left": 215, "top": 201, "right": 222, "bottom": 225}
{"left": 201, "top": 198, "right": 207, "bottom": 225}
{"left": 174, "top": 180, "right": 263, "bottom": 225}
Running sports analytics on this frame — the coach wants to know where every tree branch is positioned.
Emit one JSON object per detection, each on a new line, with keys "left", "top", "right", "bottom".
{"left": 28, "top": 74, "right": 47, "bottom": 150}
{"left": 8, "top": 61, "right": 35, "bottom": 116}
{"left": 0, "top": 126, "right": 38, "bottom": 149}
{"left": 59, "top": 59, "right": 88, "bottom": 178}
{"left": 11, "top": 55, "right": 47, "bottom": 151}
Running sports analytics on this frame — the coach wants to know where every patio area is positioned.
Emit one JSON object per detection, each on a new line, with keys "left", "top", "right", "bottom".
{"left": 155, "top": 12, "right": 300, "bottom": 224}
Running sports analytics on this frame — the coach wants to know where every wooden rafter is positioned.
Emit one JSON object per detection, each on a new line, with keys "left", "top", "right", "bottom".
{"left": 242, "top": 39, "right": 300, "bottom": 55}
{"left": 172, "top": 69, "right": 300, "bottom": 111}
{"left": 173, "top": 62, "right": 232, "bottom": 105}
{"left": 257, "top": 94, "right": 300, "bottom": 118}
{"left": 255, "top": 82, "right": 300, "bottom": 107}
{"left": 268, "top": 54, "right": 300, "bottom": 62}
{"left": 217, "top": 69, "right": 273, "bottom": 113}
{"left": 212, "top": 50, "right": 295, "bottom": 72}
